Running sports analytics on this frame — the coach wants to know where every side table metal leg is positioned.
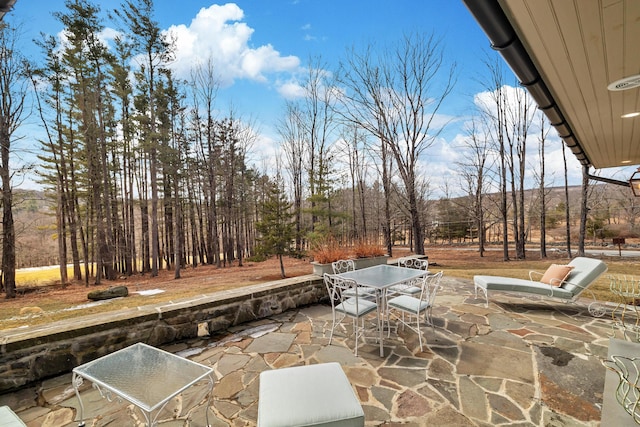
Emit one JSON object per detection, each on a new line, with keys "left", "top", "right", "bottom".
{"left": 205, "top": 374, "right": 214, "bottom": 427}
{"left": 378, "top": 290, "right": 385, "bottom": 357}
{"left": 72, "top": 372, "right": 86, "bottom": 427}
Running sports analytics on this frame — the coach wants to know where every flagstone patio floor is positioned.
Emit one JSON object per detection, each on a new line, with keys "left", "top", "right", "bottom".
{"left": 3, "top": 276, "right": 626, "bottom": 426}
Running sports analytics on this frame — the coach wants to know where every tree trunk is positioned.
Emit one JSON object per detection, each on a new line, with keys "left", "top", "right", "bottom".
{"left": 578, "top": 164, "right": 589, "bottom": 256}
{"left": 539, "top": 118, "right": 547, "bottom": 259}
{"left": 150, "top": 147, "right": 159, "bottom": 276}
{"left": 381, "top": 138, "right": 393, "bottom": 257}
{"left": 1, "top": 148, "right": 16, "bottom": 298}
{"left": 279, "top": 253, "right": 285, "bottom": 278}
{"left": 174, "top": 182, "right": 183, "bottom": 280}
{"left": 407, "top": 182, "right": 424, "bottom": 255}
{"left": 56, "top": 177, "right": 69, "bottom": 285}
{"left": 500, "top": 150, "right": 509, "bottom": 261}
{"left": 562, "top": 143, "right": 572, "bottom": 258}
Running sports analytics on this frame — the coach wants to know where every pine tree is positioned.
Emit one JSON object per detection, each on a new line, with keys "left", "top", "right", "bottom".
{"left": 255, "top": 179, "right": 294, "bottom": 278}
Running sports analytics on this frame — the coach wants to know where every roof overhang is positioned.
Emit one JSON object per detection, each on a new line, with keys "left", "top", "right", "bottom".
{"left": 462, "top": 0, "right": 640, "bottom": 173}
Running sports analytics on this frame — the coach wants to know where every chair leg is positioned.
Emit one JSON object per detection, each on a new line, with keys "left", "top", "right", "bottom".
{"left": 328, "top": 310, "right": 346, "bottom": 346}
{"left": 415, "top": 315, "right": 423, "bottom": 352}
{"left": 425, "top": 307, "right": 435, "bottom": 331}
{"left": 328, "top": 309, "right": 336, "bottom": 345}
{"left": 475, "top": 284, "right": 489, "bottom": 307}
{"left": 353, "top": 318, "right": 360, "bottom": 357}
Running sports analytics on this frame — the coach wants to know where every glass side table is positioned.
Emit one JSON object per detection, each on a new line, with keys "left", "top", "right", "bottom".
{"left": 72, "top": 342, "right": 214, "bottom": 427}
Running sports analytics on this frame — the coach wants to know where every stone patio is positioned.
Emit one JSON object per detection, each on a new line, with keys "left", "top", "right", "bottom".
{"left": 1, "top": 276, "right": 625, "bottom": 426}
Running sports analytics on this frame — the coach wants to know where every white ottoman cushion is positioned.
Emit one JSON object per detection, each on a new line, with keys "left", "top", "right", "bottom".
{"left": 0, "top": 406, "right": 27, "bottom": 427}
{"left": 258, "top": 362, "right": 364, "bottom": 427}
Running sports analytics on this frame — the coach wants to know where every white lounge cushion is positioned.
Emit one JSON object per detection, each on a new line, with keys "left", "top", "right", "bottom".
{"left": 474, "top": 275, "right": 574, "bottom": 299}
{"left": 562, "top": 257, "right": 608, "bottom": 295}
{"left": 474, "top": 257, "right": 607, "bottom": 300}
{"left": 258, "top": 362, "right": 364, "bottom": 427}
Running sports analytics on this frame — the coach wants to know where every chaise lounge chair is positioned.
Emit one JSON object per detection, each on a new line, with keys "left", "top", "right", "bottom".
{"left": 474, "top": 257, "right": 608, "bottom": 317}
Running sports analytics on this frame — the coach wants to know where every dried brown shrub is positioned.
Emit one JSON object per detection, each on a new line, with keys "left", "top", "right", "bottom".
{"left": 309, "top": 239, "right": 351, "bottom": 264}
{"left": 352, "top": 241, "right": 386, "bottom": 258}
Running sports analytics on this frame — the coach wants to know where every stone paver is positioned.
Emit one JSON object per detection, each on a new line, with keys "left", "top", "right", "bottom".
{"left": 0, "top": 276, "right": 624, "bottom": 426}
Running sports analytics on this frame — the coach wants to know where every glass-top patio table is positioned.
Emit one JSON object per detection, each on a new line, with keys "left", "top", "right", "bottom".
{"left": 72, "top": 342, "right": 214, "bottom": 427}
{"left": 337, "top": 264, "right": 427, "bottom": 356}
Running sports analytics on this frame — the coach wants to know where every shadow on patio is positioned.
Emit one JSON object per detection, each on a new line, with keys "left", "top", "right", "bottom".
{"left": 10, "top": 276, "right": 616, "bottom": 426}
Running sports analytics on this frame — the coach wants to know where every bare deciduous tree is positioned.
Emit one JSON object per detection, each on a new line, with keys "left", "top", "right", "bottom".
{"left": 190, "top": 57, "right": 220, "bottom": 266}
{"left": 534, "top": 114, "right": 550, "bottom": 258}
{"left": 477, "top": 55, "right": 509, "bottom": 260}
{"left": 300, "top": 56, "right": 338, "bottom": 234}
{"left": 458, "top": 118, "right": 492, "bottom": 256}
{"left": 578, "top": 165, "right": 590, "bottom": 256}
{"left": 561, "top": 141, "right": 572, "bottom": 257}
{"left": 337, "top": 32, "right": 456, "bottom": 254}
{"left": 277, "top": 102, "right": 306, "bottom": 251}
{"left": 0, "top": 22, "right": 28, "bottom": 297}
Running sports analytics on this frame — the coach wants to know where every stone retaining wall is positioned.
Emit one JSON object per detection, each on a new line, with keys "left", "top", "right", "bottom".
{"left": 0, "top": 274, "right": 325, "bottom": 394}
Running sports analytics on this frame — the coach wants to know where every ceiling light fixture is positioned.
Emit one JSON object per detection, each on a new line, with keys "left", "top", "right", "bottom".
{"left": 630, "top": 168, "right": 640, "bottom": 197}
{"left": 622, "top": 112, "right": 640, "bottom": 119}
{"left": 608, "top": 74, "right": 640, "bottom": 91}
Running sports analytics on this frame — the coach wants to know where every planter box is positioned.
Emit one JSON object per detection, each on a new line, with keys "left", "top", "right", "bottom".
{"left": 311, "top": 255, "right": 389, "bottom": 276}
{"left": 353, "top": 255, "right": 390, "bottom": 270}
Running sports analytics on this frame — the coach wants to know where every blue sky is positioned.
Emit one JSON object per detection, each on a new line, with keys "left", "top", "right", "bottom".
{"left": 9, "top": 0, "right": 601, "bottom": 195}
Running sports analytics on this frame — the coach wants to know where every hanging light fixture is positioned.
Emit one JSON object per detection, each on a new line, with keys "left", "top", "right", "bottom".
{"left": 630, "top": 168, "right": 640, "bottom": 197}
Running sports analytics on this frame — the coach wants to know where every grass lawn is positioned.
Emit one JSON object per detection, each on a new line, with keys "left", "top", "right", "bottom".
{"left": 1, "top": 246, "right": 637, "bottom": 331}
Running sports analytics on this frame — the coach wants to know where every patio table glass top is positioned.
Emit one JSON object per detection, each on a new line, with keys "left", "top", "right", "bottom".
{"left": 336, "top": 264, "right": 427, "bottom": 289}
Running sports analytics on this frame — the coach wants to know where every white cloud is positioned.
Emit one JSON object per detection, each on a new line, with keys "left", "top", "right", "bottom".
{"left": 277, "top": 80, "right": 306, "bottom": 99}
{"left": 99, "top": 27, "right": 121, "bottom": 46}
{"left": 543, "top": 144, "right": 583, "bottom": 184}
{"left": 164, "top": 3, "right": 300, "bottom": 86}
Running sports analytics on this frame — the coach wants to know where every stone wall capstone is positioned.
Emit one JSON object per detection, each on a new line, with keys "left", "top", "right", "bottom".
{"left": 0, "top": 275, "right": 325, "bottom": 394}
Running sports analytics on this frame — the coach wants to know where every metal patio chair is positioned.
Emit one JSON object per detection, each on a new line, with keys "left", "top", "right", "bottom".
{"left": 324, "top": 273, "right": 378, "bottom": 356}
{"left": 386, "top": 271, "right": 443, "bottom": 352}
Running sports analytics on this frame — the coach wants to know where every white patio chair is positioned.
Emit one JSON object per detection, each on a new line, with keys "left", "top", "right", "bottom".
{"left": 388, "top": 257, "right": 429, "bottom": 296}
{"left": 324, "top": 273, "right": 378, "bottom": 356}
{"left": 333, "top": 259, "right": 375, "bottom": 299}
{"left": 386, "top": 271, "right": 443, "bottom": 352}
{"left": 397, "top": 257, "right": 429, "bottom": 270}
{"left": 332, "top": 259, "right": 355, "bottom": 274}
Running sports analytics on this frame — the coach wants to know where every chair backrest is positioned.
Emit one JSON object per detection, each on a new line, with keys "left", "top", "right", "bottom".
{"left": 397, "top": 257, "right": 428, "bottom": 270}
{"left": 562, "top": 257, "right": 608, "bottom": 296}
{"left": 609, "top": 274, "right": 640, "bottom": 298}
{"left": 419, "top": 271, "right": 443, "bottom": 306}
{"left": 324, "top": 273, "right": 359, "bottom": 301}
{"left": 323, "top": 273, "right": 362, "bottom": 315}
{"left": 332, "top": 259, "right": 355, "bottom": 274}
